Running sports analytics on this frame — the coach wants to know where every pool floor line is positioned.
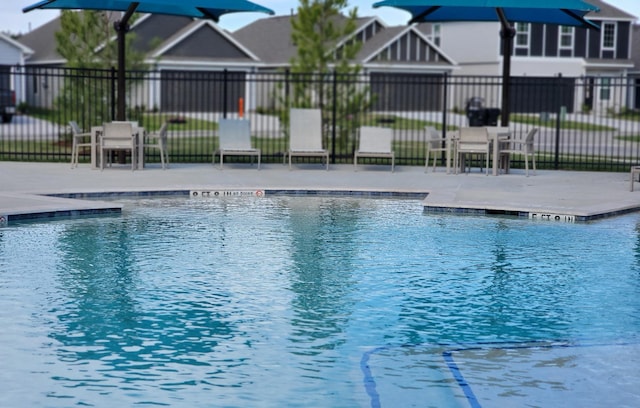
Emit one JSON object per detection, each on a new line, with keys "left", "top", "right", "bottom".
{"left": 361, "top": 339, "right": 640, "bottom": 408}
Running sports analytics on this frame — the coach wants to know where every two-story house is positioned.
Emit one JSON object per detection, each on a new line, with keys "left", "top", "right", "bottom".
{"left": 431, "top": 0, "right": 637, "bottom": 114}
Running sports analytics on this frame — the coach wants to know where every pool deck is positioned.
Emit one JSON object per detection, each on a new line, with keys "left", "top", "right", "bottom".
{"left": 2, "top": 161, "right": 640, "bottom": 222}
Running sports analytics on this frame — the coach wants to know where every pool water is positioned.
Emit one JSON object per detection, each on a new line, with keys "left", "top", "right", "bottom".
{"left": 1, "top": 195, "right": 639, "bottom": 407}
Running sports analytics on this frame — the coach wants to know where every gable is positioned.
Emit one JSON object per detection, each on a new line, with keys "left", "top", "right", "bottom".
{"left": 366, "top": 29, "right": 449, "bottom": 64}
{"left": 162, "top": 25, "right": 252, "bottom": 60}
{"left": 130, "top": 14, "right": 194, "bottom": 54}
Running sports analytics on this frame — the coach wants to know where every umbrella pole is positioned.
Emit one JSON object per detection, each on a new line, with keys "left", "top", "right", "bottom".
{"left": 497, "top": 9, "right": 514, "bottom": 127}
{"left": 115, "top": 3, "right": 139, "bottom": 121}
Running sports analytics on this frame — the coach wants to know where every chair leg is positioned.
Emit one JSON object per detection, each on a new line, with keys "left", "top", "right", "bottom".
{"left": 159, "top": 147, "right": 165, "bottom": 170}
{"left": 70, "top": 140, "right": 77, "bottom": 168}
{"left": 531, "top": 152, "right": 536, "bottom": 175}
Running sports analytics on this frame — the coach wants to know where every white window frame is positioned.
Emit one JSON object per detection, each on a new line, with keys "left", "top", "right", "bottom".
{"left": 601, "top": 22, "right": 616, "bottom": 56}
{"left": 431, "top": 23, "right": 441, "bottom": 47}
{"left": 514, "top": 22, "right": 530, "bottom": 55}
{"left": 600, "top": 77, "right": 611, "bottom": 101}
{"left": 559, "top": 26, "right": 574, "bottom": 53}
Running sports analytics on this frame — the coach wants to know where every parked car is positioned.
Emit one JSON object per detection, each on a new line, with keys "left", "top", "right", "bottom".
{"left": 0, "top": 89, "right": 16, "bottom": 123}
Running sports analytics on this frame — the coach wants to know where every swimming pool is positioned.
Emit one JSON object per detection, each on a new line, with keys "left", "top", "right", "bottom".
{"left": 1, "top": 195, "right": 639, "bottom": 407}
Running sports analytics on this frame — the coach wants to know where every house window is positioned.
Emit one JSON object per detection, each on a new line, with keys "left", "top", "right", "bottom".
{"left": 515, "top": 23, "right": 530, "bottom": 54}
{"left": 559, "top": 26, "right": 574, "bottom": 50}
{"left": 602, "top": 22, "right": 616, "bottom": 51}
{"left": 600, "top": 77, "right": 611, "bottom": 101}
{"left": 431, "top": 23, "right": 441, "bottom": 47}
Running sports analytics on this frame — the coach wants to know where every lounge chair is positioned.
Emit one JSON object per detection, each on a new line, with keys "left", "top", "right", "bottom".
{"left": 354, "top": 126, "right": 395, "bottom": 172}
{"left": 287, "top": 108, "right": 329, "bottom": 170}
{"left": 213, "top": 118, "right": 260, "bottom": 169}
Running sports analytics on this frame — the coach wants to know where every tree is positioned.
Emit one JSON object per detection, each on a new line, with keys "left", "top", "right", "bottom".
{"left": 55, "top": 10, "right": 146, "bottom": 129}
{"left": 286, "top": 0, "right": 372, "bottom": 152}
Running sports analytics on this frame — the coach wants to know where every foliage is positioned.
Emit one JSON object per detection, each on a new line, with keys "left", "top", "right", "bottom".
{"left": 54, "top": 10, "right": 147, "bottom": 130}
{"left": 276, "top": 0, "right": 371, "bottom": 150}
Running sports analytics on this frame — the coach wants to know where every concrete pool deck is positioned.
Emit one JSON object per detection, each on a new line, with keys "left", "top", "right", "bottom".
{"left": 2, "top": 161, "right": 640, "bottom": 222}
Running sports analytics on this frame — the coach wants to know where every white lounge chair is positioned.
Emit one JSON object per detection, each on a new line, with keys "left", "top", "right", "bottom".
{"left": 354, "top": 126, "right": 395, "bottom": 172}
{"left": 69, "top": 121, "right": 92, "bottom": 168}
{"left": 287, "top": 108, "right": 329, "bottom": 170}
{"left": 213, "top": 118, "right": 260, "bottom": 169}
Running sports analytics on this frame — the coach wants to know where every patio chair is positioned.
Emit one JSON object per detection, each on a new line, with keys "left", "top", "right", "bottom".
{"left": 354, "top": 126, "right": 395, "bottom": 172}
{"left": 143, "top": 122, "right": 169, "bottom": 169}
{"left": 213, "top": 118, "right": 261, "bottom": 169}
{"left": 424, "top": 126, "right": 448, "bottom": 173}
{"left": 287, "top": 108, "right": 329, "bottom": 170}
{"left": 499, "top": 128, "right": 538, "bottom": 176}
{"left": 100, "top": 122, "right": 136, "bottom": 171}
{"left": 69, "top": 121, "right": 92, "bottom": 168}
{"left": 455, "top": 127, "right": 490, "bottom": 175}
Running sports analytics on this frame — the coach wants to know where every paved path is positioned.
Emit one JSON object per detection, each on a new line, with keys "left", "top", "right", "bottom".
{"left": 1, "top": 161, "right": 640, "bottom": 223}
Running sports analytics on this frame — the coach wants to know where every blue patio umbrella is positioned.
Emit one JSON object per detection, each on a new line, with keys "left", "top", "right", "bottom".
{"left": 23, "top": 0, "right": 275, "bottom": 120}
{"left": 373, "top": 0, "right": 600, "bottom": 126}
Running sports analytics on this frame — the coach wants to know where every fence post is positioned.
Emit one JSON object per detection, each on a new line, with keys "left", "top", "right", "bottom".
{"left": 554, "top": 76, "right": 564, "bottom": 170}
{"left": 110, "top": 66, "right": 117, "bottom": 121}
{"left": 331, "top": 70, "right": 338, "bottom": 163}
{"left": 223, "top": 69, "right": 228, "bottom": 119}
{"left": 442, "top": 72, "right": 448, "bottom": 140}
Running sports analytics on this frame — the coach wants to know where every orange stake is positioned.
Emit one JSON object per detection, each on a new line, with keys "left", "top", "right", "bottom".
{"left": 239, "top": 98, "right": 244, "bottom": 118}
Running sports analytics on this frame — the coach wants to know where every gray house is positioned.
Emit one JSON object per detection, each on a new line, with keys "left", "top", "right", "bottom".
{"left": 234, "top": 15, "right": 456, "bottom": 111}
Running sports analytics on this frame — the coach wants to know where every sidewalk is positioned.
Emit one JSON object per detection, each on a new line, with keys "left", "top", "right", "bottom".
{"left": 1, "top": 161, "right": 640, "bottom": 223}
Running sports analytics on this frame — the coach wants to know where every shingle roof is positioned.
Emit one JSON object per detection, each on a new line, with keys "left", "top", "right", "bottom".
{"left": 18, "top": 17, "right": 63, "bottom": 64}
{"left": 586, "top": 0, "right": 637, "bottom": 20}
{"left": 233, "top": 14, "right": 378, "bottom": 65}
{"left": 233, "top": 15, "right": 297, "bottom": 65}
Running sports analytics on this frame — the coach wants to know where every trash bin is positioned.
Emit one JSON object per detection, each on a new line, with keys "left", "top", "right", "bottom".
{"left": 466, "top": 97, "right": 501, "bottom": 126}
{"left": 485, "top": 108, "right": 501, "bottom": 126}
{"left": 466, "top": 97, "right": 486, "bottom": 127}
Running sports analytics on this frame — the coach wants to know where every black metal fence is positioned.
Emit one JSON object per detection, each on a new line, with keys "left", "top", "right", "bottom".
{"left": 2, "top": 65, "right": 640, "bottom": 171}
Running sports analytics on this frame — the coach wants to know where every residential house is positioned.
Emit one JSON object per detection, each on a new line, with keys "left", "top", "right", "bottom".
{"left": 0, "top": 32, "right": 33, "bottom": 105}
{"left": 429, "top": 0, "right": 638, "bottom": 114}
{"left": 234, "top": 15, "right": 456, "bottom": 112}
{"left": 17, "top": 13, "right": 263, "bottom": 112}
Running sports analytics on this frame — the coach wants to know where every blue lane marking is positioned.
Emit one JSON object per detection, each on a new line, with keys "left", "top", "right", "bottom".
{"left": 442, "top": 350, "right": 482, "bottom": 408}
{"left": 362, "top": 340, "right": 639, "bottom": 408}
{"left": 360, "top": 346, "right": 385, "bottom": 408}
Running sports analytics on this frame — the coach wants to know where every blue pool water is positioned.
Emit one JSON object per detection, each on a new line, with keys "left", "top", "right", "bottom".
{"left": 1, "top": 195, "right": 639, "bottom": 407}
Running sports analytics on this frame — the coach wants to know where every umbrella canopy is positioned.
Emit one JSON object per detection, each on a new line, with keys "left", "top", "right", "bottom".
{"left": 373, "top": 0, "right": 600, "bottom": 126}
{"left": 23, "top": 0, "right": 275, "bottom": 120}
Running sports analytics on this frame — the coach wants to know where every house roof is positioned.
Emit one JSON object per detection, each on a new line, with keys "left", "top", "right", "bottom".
{"left": 586, "top": 0, "right": 637, "bottom": 21}
{"left": 149, "top": 19, "right": 260, "bottom": 65}
{"left": 234, "top": 14, "right": 455, "bottom": 70}
{"left": 17, "top": 17, "right": 63, "bottom": 64}
{"left": 232, "top": 15, "right": 299, "bottom": 65}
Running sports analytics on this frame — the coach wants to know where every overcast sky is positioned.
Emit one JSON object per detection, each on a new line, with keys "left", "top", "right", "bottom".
{"left": 4, "top": 0, "right": 640, "bottom": 35}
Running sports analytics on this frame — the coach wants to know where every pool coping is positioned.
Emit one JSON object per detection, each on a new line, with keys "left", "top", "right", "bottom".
{"left": 3, "top": 162, "right": 640, "bottom": 225}
{"left": 4, "top": 185, "right": 640, "bottom": 224}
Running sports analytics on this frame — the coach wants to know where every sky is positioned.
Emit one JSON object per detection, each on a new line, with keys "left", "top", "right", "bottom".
{"left": 3, "top": 0, "right": 640, "bottom": 35}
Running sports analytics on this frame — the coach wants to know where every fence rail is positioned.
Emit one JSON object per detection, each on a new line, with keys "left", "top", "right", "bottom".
{"left": 1, "top": 66, "right": 639, "bottom": 171}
